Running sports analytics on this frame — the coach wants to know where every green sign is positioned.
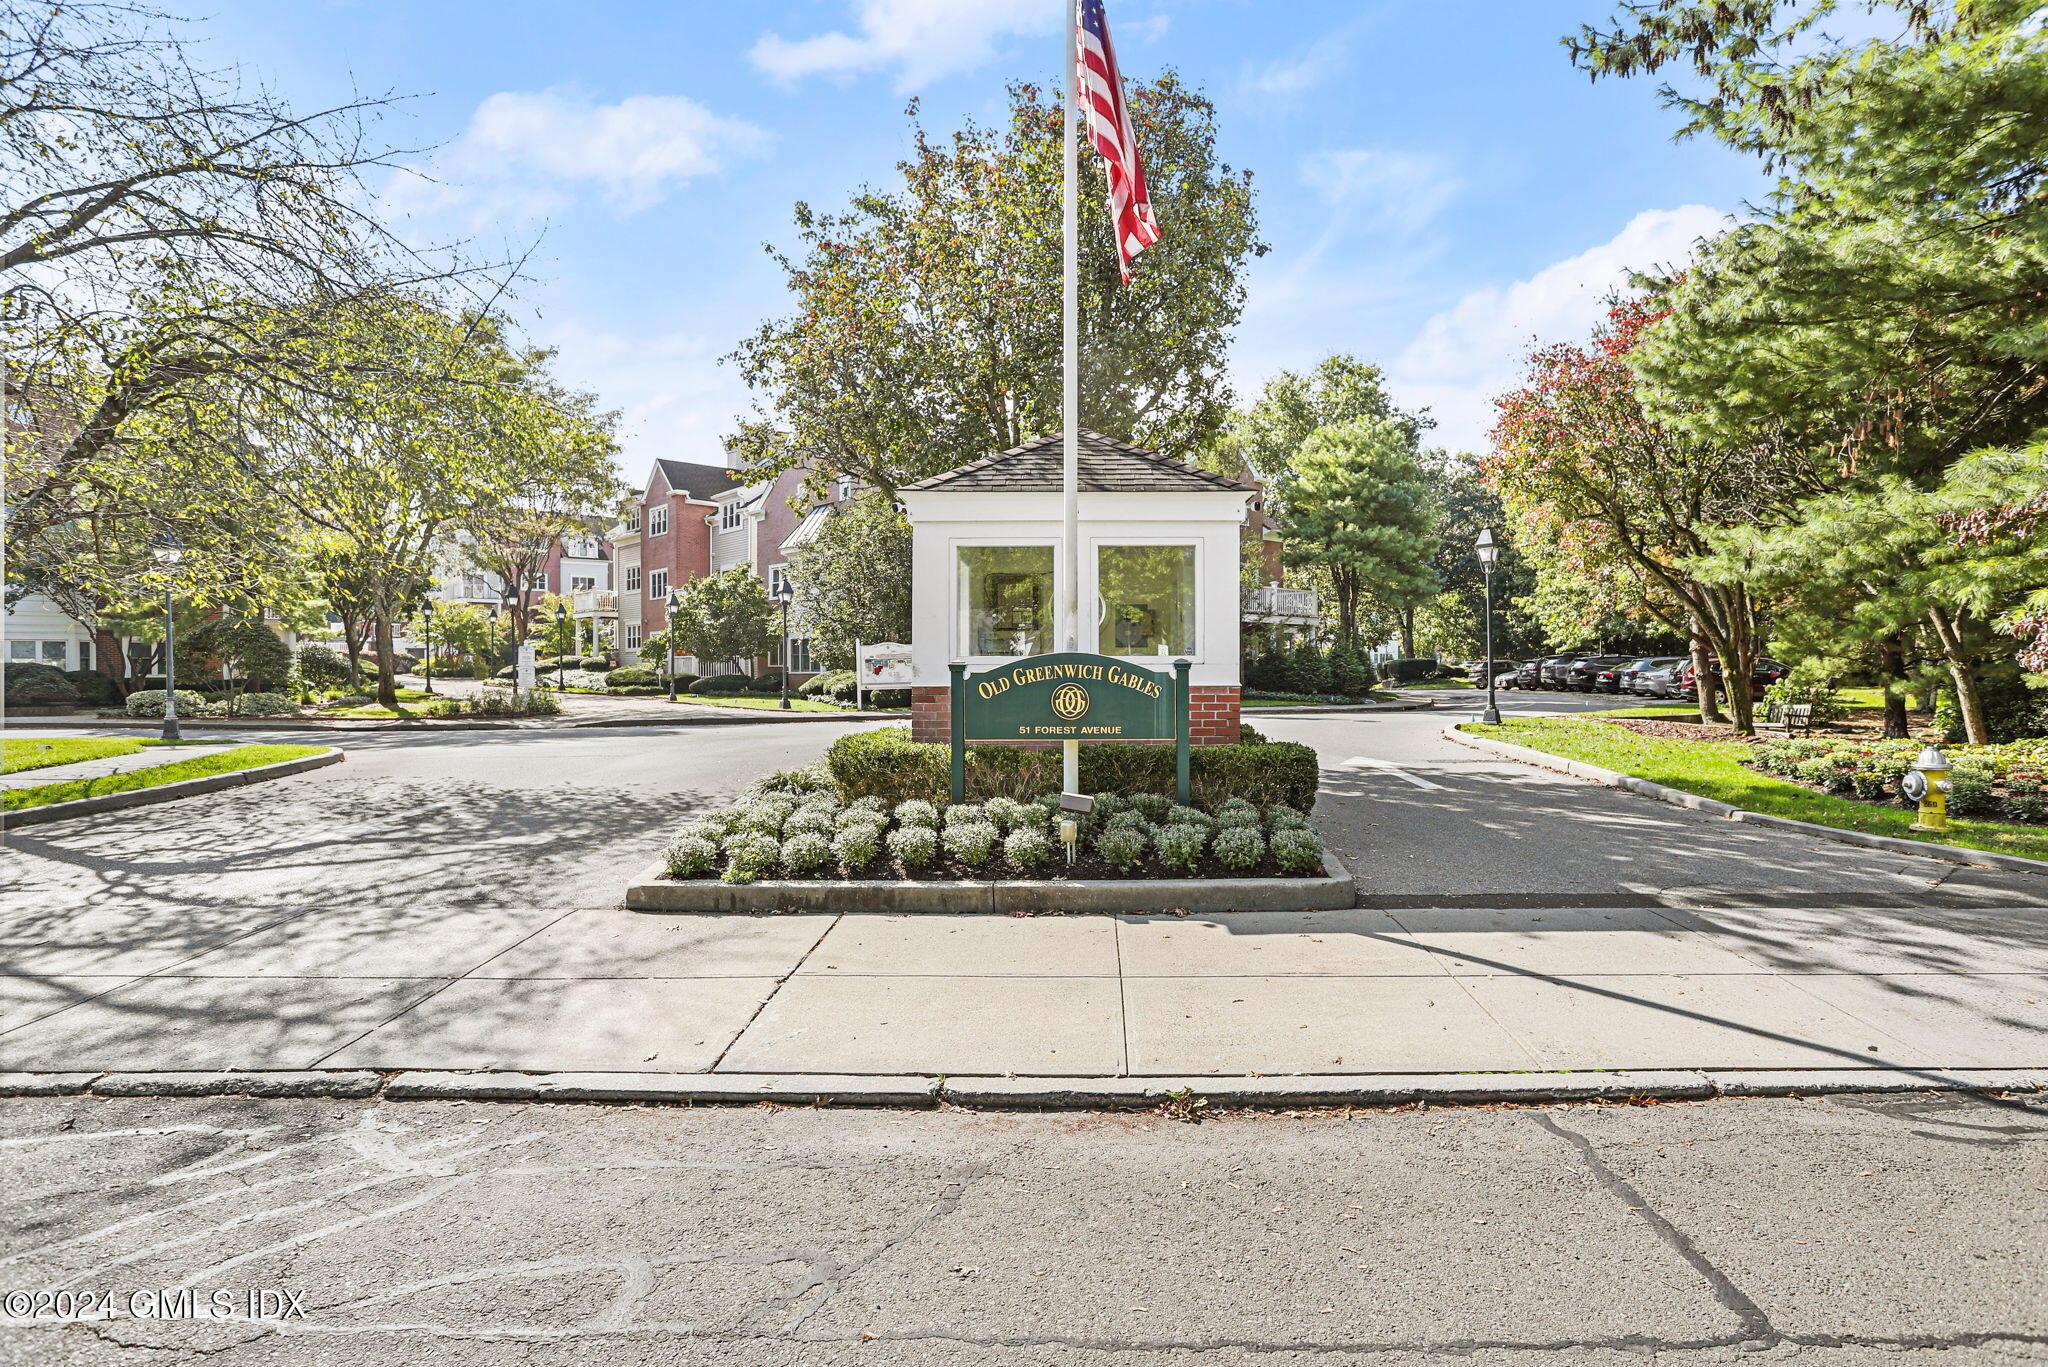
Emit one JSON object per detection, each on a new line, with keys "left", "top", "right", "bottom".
{"left": 949, "top": 652, "right": 1191, "bottom": 804}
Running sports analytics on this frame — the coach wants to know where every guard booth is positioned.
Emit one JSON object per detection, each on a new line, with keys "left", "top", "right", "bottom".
{"left": 899, "top": 430, "right": 1255, "bottom": 747}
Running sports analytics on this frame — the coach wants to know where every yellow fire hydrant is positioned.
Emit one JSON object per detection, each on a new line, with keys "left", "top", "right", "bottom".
{"left": 1905, "top": 745, "right": 1952, "bottom": 832}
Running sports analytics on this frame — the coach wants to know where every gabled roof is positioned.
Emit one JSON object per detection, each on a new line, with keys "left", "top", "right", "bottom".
{"left": 900, "top": 431, "right": 1255, "bottom": 494}
{"left": 652, "top": 458, "right": 737, "bottom": 501}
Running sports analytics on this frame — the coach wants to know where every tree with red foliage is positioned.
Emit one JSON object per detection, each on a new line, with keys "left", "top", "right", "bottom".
{"left": 1486, "top": 298, "right": 1801, "bottom": 732}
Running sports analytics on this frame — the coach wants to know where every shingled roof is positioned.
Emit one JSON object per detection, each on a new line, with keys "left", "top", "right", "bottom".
{"left": 900, "top": 431, "right": 1255, "bottom": 495}
{"left": 652, "top": 458, "right": 738, "bottom": 500}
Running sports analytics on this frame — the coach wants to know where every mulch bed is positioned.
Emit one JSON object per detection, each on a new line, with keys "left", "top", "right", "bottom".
{"left": 1590, "top": 711, "right": 1938, "bottom": 746}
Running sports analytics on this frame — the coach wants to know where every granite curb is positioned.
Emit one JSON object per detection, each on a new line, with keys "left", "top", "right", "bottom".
{"left": 1443, "top": 723, "right": 2048, "bottom": 877}
{"left": 0, "top": 748, "right": 345, "bottom": 829}
{"left": 4, "top": 1068, "right": 2041, "bottom": 1107}
{"left": 621, "top": 853, "right": 1358, "bottom": 913}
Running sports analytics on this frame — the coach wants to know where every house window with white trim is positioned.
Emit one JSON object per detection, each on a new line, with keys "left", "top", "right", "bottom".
{"left": 787, "top": 638, "right": 815, "bottom": 674}
{"left": 525, "top": 571, "right": 547, "bottom": 590}
{"left": 623, "top": 565, "right": 641, "bottom": 592}
{"left": 1097, "top": 543, "right": 1197, "bottom": 657}
{"left": 624, "top": 623, "right": 642, "bottom": 650}
{"left": 768, "top": 562, "right": 790, "bottom": 599}
{"left": 648, "top": 569, "right": 669, "bottom": 600}
{"left": 625, "top": 510, "right": 640, "bottom": 532}
{"left": 836, "top": 475, "right": 854, "bottom": 501}
{"left": 719, "top": 500, "right": 743, "bottom": 531}
{"left": 649, "top": 504, "right": 669, "bottom": 537}
{"left": 958, "top": 544, "right": 1054, "bottom": 658}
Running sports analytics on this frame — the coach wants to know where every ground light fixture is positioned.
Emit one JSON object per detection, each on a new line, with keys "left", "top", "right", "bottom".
{"left": 773, "top": 577, "right": 796, "bottom": 709}
{"left": 1475, "top": 527, "right": 1502, "bottom": 726}
{"left": 150, "top": 533, "right": 185, "bottom": 742}
{"left": 665, "top": 587, "right": 682, "bottom": 702}
{"left": 420, "top": 598, "right": 435, "bottom": 695}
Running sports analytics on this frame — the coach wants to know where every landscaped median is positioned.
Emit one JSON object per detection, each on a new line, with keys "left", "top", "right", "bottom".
{"left": 1451, "top": 715, "right": 2048, "bottom": 869}
{"left": 2, "top": 743, "right": 342, "bottom": 827}
{"left": 624, "top": 725, "right": 1354, "bottom": 912}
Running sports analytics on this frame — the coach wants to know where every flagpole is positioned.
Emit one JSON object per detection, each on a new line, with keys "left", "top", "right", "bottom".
{"left": 1061, "top": 0, "right": 1081, "bottom": 801}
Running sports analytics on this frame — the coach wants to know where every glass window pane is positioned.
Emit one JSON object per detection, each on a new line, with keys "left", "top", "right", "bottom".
{"left": 1098, "top": 545, "right": 1195, "bottom": 657}
{"left": 959, "top": 546, "right": 1054, "bottom": 657}
{"left": 9, "top": 640, "right": 33, "bottom": 661}
{"left": 42, "top": 640, "right": 67, "bottom": 662}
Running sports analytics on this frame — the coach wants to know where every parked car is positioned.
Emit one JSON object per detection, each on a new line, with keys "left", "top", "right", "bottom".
{"left": 1537, "top": 655, "right": 1581, "bottom": 689}
{"left": 1623, "top": 657, "right": 1685, "bottom": 696}
{"left": 1513, "top": 660, "right": 1545, "bottom": 690}
{"left": 1566, "top": 655, "right": 1635, "bottom": 691}
{"left": 1493, "top": 668, "right": 1522, "bottom": 691}
{"left": 1677, "top": 657, "right": 1791, "bottom": 701}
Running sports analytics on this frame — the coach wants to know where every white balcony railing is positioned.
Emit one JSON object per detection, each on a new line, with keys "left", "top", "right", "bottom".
{"left": 572, "top": 589, "right": 617, "bottom": 616}
{"left": 1243, "top": 583, "right": 1318, "bottom": 620}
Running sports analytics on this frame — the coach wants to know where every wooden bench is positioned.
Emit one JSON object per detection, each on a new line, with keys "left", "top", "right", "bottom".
{"left": 1760, "top": 702, "right": 1815, "bottom": 736}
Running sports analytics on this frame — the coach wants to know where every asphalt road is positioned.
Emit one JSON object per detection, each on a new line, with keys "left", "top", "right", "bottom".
{"left": 0, "top": 1090, "right": 2042, "bottom": 1365}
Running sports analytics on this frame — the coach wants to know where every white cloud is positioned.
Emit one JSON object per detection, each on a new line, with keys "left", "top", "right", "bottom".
{"left": 390, "top": 87, "right": 769, "bottom": 223}
{"left": 538, "top": 321, "right": 748, "bottom": 474}
{"left": 750, "top": 0, "right": 1056, "bottom": 93}
{"left": 1302, "top": 148, "right": 1461, "bottom": 233}
{"left": 1388, "top": 205, "right": 1734, "bottom": 453}
{"left": 1240, "top": 44, "right": 1347, "bottom": 100}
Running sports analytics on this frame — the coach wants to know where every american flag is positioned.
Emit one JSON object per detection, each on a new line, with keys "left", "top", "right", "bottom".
{"left": 1075, "top": 0, "right": 1160, "bottom": 282}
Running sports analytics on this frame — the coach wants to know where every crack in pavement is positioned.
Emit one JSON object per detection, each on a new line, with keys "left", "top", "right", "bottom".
{"left": 1530, "top": 1110, "right": 1775, "bottom": 1348}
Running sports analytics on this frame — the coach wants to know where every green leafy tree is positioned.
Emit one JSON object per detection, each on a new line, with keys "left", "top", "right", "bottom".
{"left": 1418, "top": 455, "right": 1543, "bottom": 661}
{"left": 675, "top": 567, "right": 778, "bottom": 677}
{"left": 1226, "top": 355, "right": 1431, "bottom": 482}
{"left": 785, "top": 492, "right": 914, "bottom": 672}
{"left": 727, "top": 75, "right": 1264, "bottom": 500}
{"left": 1275, "top": 417, "right": 1439, "bottom": 651}
{"left": 184, "top": 618, "right": 293, "bottom": 694}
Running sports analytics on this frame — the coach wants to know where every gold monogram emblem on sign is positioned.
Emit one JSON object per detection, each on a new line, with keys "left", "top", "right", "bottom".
{"left": 1050, "top": 682, "right": 1090, "bottom": 721}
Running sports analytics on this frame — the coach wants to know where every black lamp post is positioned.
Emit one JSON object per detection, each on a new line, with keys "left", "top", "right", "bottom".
{"left": 664, "top": 587, "right": 682, "bottom": 702}
{"left": 774, "top": 577, "right": 795, "bottom": 710}
{"left": 151, "top": 533, "right": 185, "bottom": 742}
{"left": 486, "top": 602, "right": 500, "bottom": 672}
{"left": 554, "top": 603, "right": 569, "bottom": 691}
{"left": 421, "top": 598, "right": 436, "bottom": 695}
{"left": 1475, "top": 527, "right": 1502, "bottom": 725}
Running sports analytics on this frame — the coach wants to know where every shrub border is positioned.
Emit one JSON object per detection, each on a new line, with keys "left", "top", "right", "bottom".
{"left": 621, "top": 851, "right": 1356, "bottom": 914}
{"left": 1446, "top": 724, "right": 2048, "bottom": 877}
{"left": 0, "top": 748, "right": 345, "bottom": 829}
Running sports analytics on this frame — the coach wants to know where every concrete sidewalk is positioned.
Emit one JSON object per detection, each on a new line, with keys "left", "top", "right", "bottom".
{"left": 3, "top": 905, "right": 2043, "bottom": 1080}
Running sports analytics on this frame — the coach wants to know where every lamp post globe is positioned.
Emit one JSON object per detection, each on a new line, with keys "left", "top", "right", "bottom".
{"left": 151, "top": 533, "right": 186, "bottom": 742}
{"left": 1474, "top": 528, "right": 1502, "bottom": 726}
{"left": 665, "top": 587, "right": 682, "bottom": 702}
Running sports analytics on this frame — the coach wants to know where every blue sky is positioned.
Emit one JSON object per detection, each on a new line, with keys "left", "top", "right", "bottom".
{"left": 180, "top": 0, "right": 1769, "bottom": 470}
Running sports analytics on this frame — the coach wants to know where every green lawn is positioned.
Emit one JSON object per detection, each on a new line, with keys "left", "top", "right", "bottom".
{"left": 678, "top": 694, "right": 845, "bottom": 713}
{"left": 1464, "top": 716, "right": 2048, "bottom": 862}
{"left": 3, "top": 744, "right": 329, "bottom": 811}
{"left": 2, "top": 737, "right": 145, "bottom": 774}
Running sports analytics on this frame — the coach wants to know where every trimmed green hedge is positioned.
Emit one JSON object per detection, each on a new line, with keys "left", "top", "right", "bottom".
{"left": 825, "top": 726, "right": 1319, "bottom": 810}
{"left": 690, "top": 674, "right": 753, "bottom": 695}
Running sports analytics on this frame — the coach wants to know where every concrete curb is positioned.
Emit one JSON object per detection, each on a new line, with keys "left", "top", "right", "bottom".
{"left": 622, "top": 853, "right": 1358, "bottom": 914}
{"left": 570, "top": 710, "right": 901, "bottom": 728}
{"left": 1, "top": 748, "right": 345, "bottom": 829}
{"left": 1242, "top": 700, "right": 1436, "bottom": 715}
{"left": 4, "top": 1067, "right": 2040, "bottom": 1107}
{"left": 1444, "top": 724, "right": 2048, "bottom": 877}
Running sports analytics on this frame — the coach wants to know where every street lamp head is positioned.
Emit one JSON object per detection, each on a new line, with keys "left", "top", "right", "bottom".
{"left": 775, "top": 580, "right": 795, "bottom": 603}
{"left": 421, "top": 598, "right": 434, "bottom": 619}
{"left": 666, "top": 588, "right": 680, "bottom": 610}
{"left": 1474, "top": 527, "right": 1500, "bottom": 567}
{"left": 151, "top": 532, "right": 185, "bottom": 566}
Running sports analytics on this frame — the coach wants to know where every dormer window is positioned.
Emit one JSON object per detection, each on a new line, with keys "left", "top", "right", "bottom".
{"left": 719, "top": 501, "right": 743, "bottom": 532}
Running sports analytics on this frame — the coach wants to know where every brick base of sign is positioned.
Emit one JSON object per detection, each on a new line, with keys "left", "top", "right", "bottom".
{"left": 910, "top": 684, "right": 1241, "bottom": 746}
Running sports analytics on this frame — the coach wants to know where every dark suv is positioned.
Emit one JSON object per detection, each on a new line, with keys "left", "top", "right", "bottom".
{"left": 1566, "top": 655, "right": 1634, "bottom": 691}
{"left": 1537, "top": 655, "right": 1580, "bottom": 689}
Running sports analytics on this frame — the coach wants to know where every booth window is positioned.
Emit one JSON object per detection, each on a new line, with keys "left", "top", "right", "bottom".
{"left": 959, "top": 545, "right": 1054, "bottom": 657}
{"left": 1098, "top": 544, "right": 1196, "bottom": 657}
